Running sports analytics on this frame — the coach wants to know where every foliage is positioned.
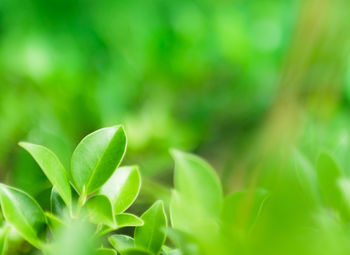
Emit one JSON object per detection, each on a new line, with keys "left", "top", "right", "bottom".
{"left": 1, "top": 122, "right": 350, "bottom": 255}
{"left": 1, "top": 1, "right": 350, "bottom": 254}
{"left": 2, "top": 125, "right": 349, "bottom": 255}
{"left": 0, "top": 126, "right": 173, "bottom": 255}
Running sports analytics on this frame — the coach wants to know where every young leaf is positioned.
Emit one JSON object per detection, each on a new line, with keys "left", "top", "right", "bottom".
{"left": 83, "top": 195, "right": 115, "bottom": 228}
{"left": 169, "top": 190, "right": 219, "bottom": 238}
{"left": 171, "top": 150, "right": 223, "bottom": 217}
{"left": 71, "top": 126, "right": 127, "bottom": 195}
{"left": 100, "top": 166, "right": 141, "bottom": 214}
{"left": 116, "top": 213, "right": 144, "bottom": 229}
{"left": 45, "top": 212, "right": 66, "bottom": 232}
{"left": 170, "top": 150, "right": 223, "bottom": 234}
{"left": 169, "top": 191, "right": 189, "bottom": 232}
{"left": 134, "top": 201, "right": 167, "bottom": 255}
{"left": 51, "top": 187, "right": 67, "bottom": 216}
{"left": 0, "top": 184, "right": 46, "bottom": 248}
{"left": 19, "top": 142, "right": 72, "bottom": 208}
{"left": 95, "top": 248, "right": 117, "bottom": 255}
{"left": 109, "top": 234, "right": 135, "bottom": 252}
{"left": 96, "top": 214, "right": 143, "bottom": 236}
{"left": 0, "top": 226, "right": 9, "bottom": 255}
{"left": 109, "top": 236, "right": 151, "bottom": 255}
{"left": 165, "top": 228, "right": 199, "bottom": 255}
{"left": 163, "top": 249, "right": 182, "bottom": 255}
{"left": 122, "top": 249, "right": 152, "bottom": 255}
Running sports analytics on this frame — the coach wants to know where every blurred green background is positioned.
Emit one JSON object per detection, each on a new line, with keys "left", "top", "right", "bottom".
{"left": 0, "top": 0, "right": 298, "bottom": 194}
{"left": 1, "top": 0, "right": 350, "bottom": 232}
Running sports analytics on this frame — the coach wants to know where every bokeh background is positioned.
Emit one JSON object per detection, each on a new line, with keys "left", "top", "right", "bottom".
{"left": 0, "top": 0, "right": 291, "bottom": 196}
{"left": 1, "top": 0, "right": 350, "bottom": 239}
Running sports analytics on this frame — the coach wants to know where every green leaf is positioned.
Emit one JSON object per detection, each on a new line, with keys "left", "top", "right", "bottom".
{"left": 100, "top": 166, "right": 141, "bottom": 214}
{"left": 109, "top": 234, "right": 134, "bottom": 253}
{"left": 163, "top": 249, "right": 182, "bottom": 255}
{"left": 109, "top": 237, "right": 151, "bottom": 255}
{"left": 122, "top": 248, "right": 152, "bottom": 255}
{"left": 169, "top": 191, "right": 188, "bottom": 232}
{"left": 134, "top": 201, "right": 167, "bottom": 255}
{"left": 169, "top": 190, "right": 219, "bottom": 240}
{"left": 0, "top": 184, "right": 46, "bottom": 248}
{"left": 0, "top": 226, "right": 10, "bottom": 255}
{"left": 95, "top": 248, "right": 117, "bottom": 255}
{"left": 162, "top": 246, "right": 172, "bottom": 253}
{"left": 19, "top": 142, "right": 72, "bottom": 208}
{"left": 45, "top": 212, "right": 66, "bottom": 232}
{"left": 96, "top": 214, "right": 143, "bottom": 236}
{"left": 170, "top": 150, "right": 223, "bottom": 233}
{"left": 164, "top": 228, "right": 198, "bottom": 255}
{"left": 71, "top": 126, "right": 127, "bottom": 195}
{"left": 162, "top": 245, "right": 182, "bottom": 255}
{"left": 116, "top": 213, "right": 144, "bottom": 229}
{"left": 171, "top": 150, "right": 222, "bottom": 216}
{"left": 83, "top": 194, "right": 115, "bottom": 227}
{"left": 51, "top": 187, "right": 67, "bottom": 216}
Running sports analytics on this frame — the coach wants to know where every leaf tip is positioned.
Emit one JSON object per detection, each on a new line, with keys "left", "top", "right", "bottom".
{"left": 154, "top": 199, "right": 164, "bottom": 208}
{"left": 169, "top": 148, "right": 186, "bottom": 160}
{"left": 18, "top": 141, "right": 31, "bottom": 149}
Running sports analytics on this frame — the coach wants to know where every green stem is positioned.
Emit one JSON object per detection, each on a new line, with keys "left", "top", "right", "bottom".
{"left": 75, "top": 186, "right": 87, "bottom": 217}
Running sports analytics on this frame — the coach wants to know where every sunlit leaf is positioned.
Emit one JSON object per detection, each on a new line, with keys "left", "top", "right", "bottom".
{"left": 134, "top": 201, "right": 167, "bottom": 255}
{"left": 169, "top": 191, "right": 188, "bottom": 232}
{"left": 170, "top": 150, "right": 223, "bottom": 234}
{"left": 109, "top": 234, "right": 134, "bottom": 253}
{"left": 169, "top": 191, "right": 218, "bottom": 235}
{"left": 163, "top": 249, "right": 182, "bottom": 255}
{"left": 51, "top": 187, "right": 67, "bottom": 216}
{"left": 95, "top": 248, "right": 117, "bottom": 255}
{"left": 96, "top": 214, "right": 143, "bottom": 236}
{"left": 116, "top": 213, "right": 144, "bottom": 229}
{"left": 83, "top": 194, "right": 115, "bottom": 227}
{"left": 19, "top": 142, "right": 72, "bottom": 208}
{"left": 0, "top": 226, "right": 10, "bottom": 255}
{"left": 165, "top": 228, "right": 198, "bottom": 255}
{"left": 71, "top": 126, "right": 127, "bottom": 194}
{"left": 122, "top": 248, "right": 152, "bottom": 255}
{"left": 0, "top": 184, "right": 46, "bottom": 248}
{"left": 171, "top": 150, "right": 223, "bottom": 217}
{"left": 45, "top": 212, "right": 66, "bottom": 233}
{"left": 100, "top": 166, "right": 141, "bottom": 214}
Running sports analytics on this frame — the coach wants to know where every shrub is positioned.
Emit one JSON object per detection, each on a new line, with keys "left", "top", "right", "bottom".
{"left": 0, "top": 126, "right": 170, "bottom": 255}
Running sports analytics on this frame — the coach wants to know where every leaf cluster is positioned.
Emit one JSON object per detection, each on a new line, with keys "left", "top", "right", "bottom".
{"left": 0, "top": 126, "right": 169, "bottom": 255}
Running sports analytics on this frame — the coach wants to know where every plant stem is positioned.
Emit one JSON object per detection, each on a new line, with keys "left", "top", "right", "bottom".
{"left": 75, "top": 186, "right": 87, "bottom": 217}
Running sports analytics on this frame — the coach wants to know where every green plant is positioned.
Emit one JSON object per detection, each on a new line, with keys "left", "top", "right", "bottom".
{"left": 167, "top": 150, "right": 269, "bottom": 255}
{"left": 0, "top": 126, "right": 171, "bottom": 255}
{"left": 7, "top": 125, "right": 349, "bottom": 255}
{"left": 0, "top": 125, "right": 273, "bottom": 255}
